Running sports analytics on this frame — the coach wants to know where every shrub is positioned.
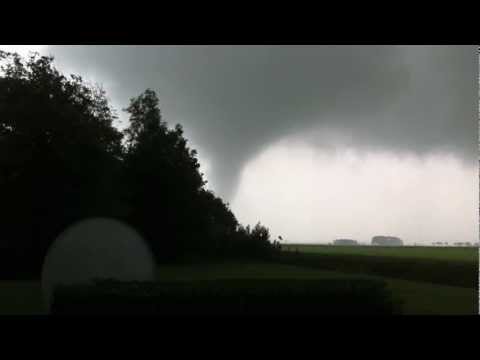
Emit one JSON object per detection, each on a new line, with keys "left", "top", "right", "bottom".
{"left": 51, "top": 278, "right": 402, "bottom": 315}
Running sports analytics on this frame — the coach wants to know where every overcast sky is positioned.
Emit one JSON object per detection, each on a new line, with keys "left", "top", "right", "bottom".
{"left": 2, "top": 45, "right": 477, "bottom": 244}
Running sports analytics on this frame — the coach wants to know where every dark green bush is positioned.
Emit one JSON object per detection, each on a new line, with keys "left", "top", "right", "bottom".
{"left": 51, "top": 278, "right": 402, "bottom": 315}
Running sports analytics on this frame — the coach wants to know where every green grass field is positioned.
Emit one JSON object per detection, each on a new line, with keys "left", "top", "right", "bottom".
{"left": 282, "top": 244, "right": 478, "bottom": 263}
{"left": 1, "top": 261, "right": 477, "bottom": 315}
{"left": 276, "top": 244, "right": 478, "bottom": 288}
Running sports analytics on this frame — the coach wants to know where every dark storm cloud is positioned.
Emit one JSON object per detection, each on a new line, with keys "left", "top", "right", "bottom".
{"left": 46, "top": 45, "right": 477, "bottom": 200}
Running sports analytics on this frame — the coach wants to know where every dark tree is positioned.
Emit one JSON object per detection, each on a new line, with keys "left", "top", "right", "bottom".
{"left": 122, "top": 89, "right": 209, "bottom": 261}
{"left": 0, "top": 52, "right": 274, "bottom": 278}
{"left": 197, "top": 189, "right": 239, "bottom": 256}
{"left": 122, "top": 89, "right": 273, "bottom": 261}
{"left": 0, "top": 51, "right": 124, "bottom": 278}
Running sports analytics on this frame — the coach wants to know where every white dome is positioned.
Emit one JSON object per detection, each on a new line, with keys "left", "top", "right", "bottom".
{"left": 41, "top": 218, "right": 155, "bottom": 312}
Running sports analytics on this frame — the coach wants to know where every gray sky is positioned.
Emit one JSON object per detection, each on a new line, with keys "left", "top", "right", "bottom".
{"left": 2, "top": 45, "right": 477, "bottom": 244}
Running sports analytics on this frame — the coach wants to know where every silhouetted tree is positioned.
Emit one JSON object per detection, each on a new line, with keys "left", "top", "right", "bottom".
{"left": 121, "top": 89, "right": 209, "bottom": 261}
{"left": 197, "top": 189, "right": 239, "bottom": 256}
{"left": 0, "top": 52, "right": 275, "bottom": 278}
{"left": 0, "top": 51, "right": 124, "bottom": 278}
{"left": 122, "top": 89, "right": 273, "bottom": 261}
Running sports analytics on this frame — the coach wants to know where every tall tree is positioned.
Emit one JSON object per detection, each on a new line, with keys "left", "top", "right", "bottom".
{"left": 0, "top": 51, "right": 124, "bottom": 278}
{"left": 0, "top": 52, "right": 274, "bottom": 278}
{"left": 122, "top": 89, "right": 208, "bottom": 261}
{"left": 122, "top": 89, "right": 274, "bottom": 261}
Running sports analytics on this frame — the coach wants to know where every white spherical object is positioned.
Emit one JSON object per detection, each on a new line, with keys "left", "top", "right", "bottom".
{"left": 41, "top": 218, "right": 155, "bottom": 312}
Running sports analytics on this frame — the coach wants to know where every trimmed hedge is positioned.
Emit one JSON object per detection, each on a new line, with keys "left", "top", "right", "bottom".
{"left": 51, "top": 278, "right": 402, "bottom": 315}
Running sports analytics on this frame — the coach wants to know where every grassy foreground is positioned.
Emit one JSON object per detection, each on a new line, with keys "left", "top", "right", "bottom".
{"left": 0, "top": 281, "right": 44, "bottom": 315}
{"left": 1, "top": 262, "right": 477, "bottom": 315}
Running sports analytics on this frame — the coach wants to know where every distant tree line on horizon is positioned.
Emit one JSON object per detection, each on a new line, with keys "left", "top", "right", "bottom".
{"left": 329, "top": 236, "right": 404, "bottom": 246}
{"left": 0, "top": 51, "right": 274, "bottom": 279}
{"left": 328, "top": 239, "right": 477, "bottom": 247}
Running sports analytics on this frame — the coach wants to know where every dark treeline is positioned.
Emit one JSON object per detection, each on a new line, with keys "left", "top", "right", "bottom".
{"left": 0, "top": 52, "right": 275, "bottom": 279}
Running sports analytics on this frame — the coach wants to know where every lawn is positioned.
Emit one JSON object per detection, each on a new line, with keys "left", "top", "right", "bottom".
{"left": 1, "top": 261, "right": 475, "bottom": 315}
{"left": 282, "top": 244, "right": 478, "bottom": 263}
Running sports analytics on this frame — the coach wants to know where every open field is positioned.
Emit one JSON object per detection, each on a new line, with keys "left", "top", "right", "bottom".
{"left": 272, "top": 250, "right": 477, "bottom": 288}
{"left": 282, "top": 244, "right": 478, "bottom": 263}
{"left": 1, "top": 261, "right": 477, "bottom": 315}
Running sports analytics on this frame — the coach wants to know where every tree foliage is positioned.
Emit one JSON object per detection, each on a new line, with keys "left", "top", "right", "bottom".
{"left": 0, "top": 52, "right": 274, "bottom": 278}
{"left": 121, "top": 89, "right": 208, "bottom": 261}
{"left": 120, "top": 89, "right": 272, "bottom": 261}
{"left": 0, "top": 51, "right": 125, "bottom": 277}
